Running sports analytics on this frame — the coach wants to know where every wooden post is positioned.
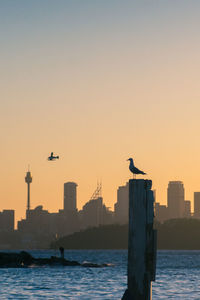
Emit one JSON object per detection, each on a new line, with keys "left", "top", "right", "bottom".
{"left": 122, "top": 179, "right": 157, "bottom": 300}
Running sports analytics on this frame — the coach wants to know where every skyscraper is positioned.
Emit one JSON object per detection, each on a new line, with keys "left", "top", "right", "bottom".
{"left": 154, "top": 203, "right": 169, "bottom": 223}
{"left": 167, "top": 181, "right": 185, "bottom": 219}
{"left": 0, "top": 210, "right": 14, "bottom": 231}
{"left": 194, "top": 192, "right": 200, "bottom": 218}
{"left": 184, "top": 200, "right": 191, "bottom": 218}
{"left": 63, "top": 182, "right": 77, "bottom": 212}
{"left": 114, "top": 182, "right": 129, "bottom": 224}
{"left": 80, "top": 197, "right": 103, "bottom": 229}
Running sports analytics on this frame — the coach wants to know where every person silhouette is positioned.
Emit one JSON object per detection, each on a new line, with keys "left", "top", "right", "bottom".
{"left": 59, "top": 246, "right": 64, "bottom": 260}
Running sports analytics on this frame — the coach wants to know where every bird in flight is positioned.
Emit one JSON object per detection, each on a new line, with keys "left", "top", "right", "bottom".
{"left": 48, "top": 152, "right": 59, "bottom": 161}
{"left": 127, "top": 158, "right": 146, "bottom": 178}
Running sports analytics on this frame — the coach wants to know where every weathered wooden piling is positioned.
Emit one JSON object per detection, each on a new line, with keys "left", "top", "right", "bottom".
{"left": 122, "top": 179, "right": 157, "bottom": 300}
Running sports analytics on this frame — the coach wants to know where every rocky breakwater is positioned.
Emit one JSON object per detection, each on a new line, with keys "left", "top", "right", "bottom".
{"left": 0, "top": 251, "right": 110, "bottom": 268}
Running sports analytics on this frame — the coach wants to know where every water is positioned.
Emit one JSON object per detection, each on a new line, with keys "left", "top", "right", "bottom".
{"left": 0, "top": 250, "right": 200, "bottom": 299}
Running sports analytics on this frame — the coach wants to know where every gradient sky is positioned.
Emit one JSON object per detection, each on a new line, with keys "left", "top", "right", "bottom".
{"left": 1, "top": 0, "right": 200, "bottom": 224}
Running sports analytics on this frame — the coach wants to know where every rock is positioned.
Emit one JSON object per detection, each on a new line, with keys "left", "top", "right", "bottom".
{"left": 0, "top": 251, "right": 33, "bottom": 267}
{"left": 0, "top": 251, "right": 109, "bottom": 268}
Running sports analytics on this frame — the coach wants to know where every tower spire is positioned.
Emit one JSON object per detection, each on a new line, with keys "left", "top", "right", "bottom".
{"left": 25, "top": 169, "right": 32, "bottom": 217}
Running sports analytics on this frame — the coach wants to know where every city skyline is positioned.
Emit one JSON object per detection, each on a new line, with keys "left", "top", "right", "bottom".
{"left": 2, "top": 177, "right": 200, "bottom": 249}
{"left": 2, "top": 164, "right": 200, "bottom": 224}
{"left": 1, "top": 1, "right": 200, "bottom": 223}
{"left": 2, "top": 167, "right": 200, "bottom": 225}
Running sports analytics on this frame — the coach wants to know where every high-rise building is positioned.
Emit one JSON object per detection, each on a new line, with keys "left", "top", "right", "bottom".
{"left": 64, "top": 182, "right": 77, "bottom": 212}
{"left": 167, "top": 181, "right": 185, "bottom": 219}
{"left": 184, "top": 200, "right": 191, "bottom": 218}
{"left": 154, "top": 203, "right": 169, "bottom": 223}
{"left": 0, "top": 210, "right": 14, "bottom": 231}
{"left": 194, "top": 192, "right": 200, "bottom": 218}
{"left": 79, "top": 182, "right": 113, "bottom": 229}
{"left": 80, "top": 197, "right": 103, "bottom": 229}
{"left": 114, "top": 182, "right": 129, "bottom": 224}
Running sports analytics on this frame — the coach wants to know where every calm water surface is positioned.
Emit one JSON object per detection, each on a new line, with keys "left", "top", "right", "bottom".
{"left": 0, "top": 250, "right": 200, "bottom": 299}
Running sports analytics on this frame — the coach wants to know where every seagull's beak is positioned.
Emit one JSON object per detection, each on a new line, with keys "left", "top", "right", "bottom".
{"left": 126, "top": 159, "right": 129, "bottom": 161}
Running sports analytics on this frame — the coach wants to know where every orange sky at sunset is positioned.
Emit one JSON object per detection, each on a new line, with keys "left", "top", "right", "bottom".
{"left": 1, "top": 1, "right": 200, "bottom": 224}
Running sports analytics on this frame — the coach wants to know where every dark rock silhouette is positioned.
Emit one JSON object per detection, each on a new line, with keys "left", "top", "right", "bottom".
{"left": 0, "top": 251, "right": 110, "bottom": 268}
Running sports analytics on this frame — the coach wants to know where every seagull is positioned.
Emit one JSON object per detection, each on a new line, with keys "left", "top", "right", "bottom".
{"left": 127, "top": 158, "right": 146, "bottom": 178}
{"left": 48, "top": 152, "right": 59, "bottom": 161}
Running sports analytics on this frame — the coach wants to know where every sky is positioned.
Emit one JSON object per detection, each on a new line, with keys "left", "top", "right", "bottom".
{"left": 1, "top": 0, "right": 200, "bottom": 224}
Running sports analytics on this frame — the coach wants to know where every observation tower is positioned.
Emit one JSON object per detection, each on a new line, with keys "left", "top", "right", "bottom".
{"left": 25, "top": 168, "right": 32, "bottom": 216}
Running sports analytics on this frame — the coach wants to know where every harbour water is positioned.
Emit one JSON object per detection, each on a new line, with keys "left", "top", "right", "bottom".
{"left": 0, "top": 250, "right": 200, "bottom": 299}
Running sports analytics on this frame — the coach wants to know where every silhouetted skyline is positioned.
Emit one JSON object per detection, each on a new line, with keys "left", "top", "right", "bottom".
{"left": 1, "top": 1, "right": 200, "bottom": 226}
{"left": 1, "top": 169, "right": 200, "bottom": 231}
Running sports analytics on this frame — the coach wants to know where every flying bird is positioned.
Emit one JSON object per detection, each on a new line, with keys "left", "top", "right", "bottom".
{"left": 48, "top": 152, "right": 59, "bottom": 161}
{"left": 127, "top": 158, "right": 146, "bottom": 177}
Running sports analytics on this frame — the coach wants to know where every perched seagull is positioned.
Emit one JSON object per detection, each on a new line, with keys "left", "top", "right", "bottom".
{"left": 48, "top": 152, "right": 59, "bottom": 161}
{"left": 127, "top": 158, "right": 146, "bottom": 178}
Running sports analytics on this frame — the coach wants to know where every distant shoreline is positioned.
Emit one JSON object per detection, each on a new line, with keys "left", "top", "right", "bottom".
{"left": 1, "top": 219, "right": 200, "bottom": 251}
{"left": 50, "top": 219, "right": 200, "bottom": 251}
{"left": 2, "top": 248, "right": 200, "bottom": 251}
